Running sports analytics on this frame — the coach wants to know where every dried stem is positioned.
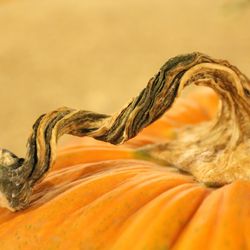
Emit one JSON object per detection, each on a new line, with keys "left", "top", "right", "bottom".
{"left": 0, "top": 52, "right": 249, "bottom": 211}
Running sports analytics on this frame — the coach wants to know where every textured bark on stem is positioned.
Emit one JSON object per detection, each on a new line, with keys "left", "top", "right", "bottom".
{"left": 0, "top": 52, "right": 249, "bottom": 211}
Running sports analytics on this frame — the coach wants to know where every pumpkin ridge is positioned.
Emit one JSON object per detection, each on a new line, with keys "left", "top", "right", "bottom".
{"left": 208, "top": 188, "right": 227, "bottom": 249}
{"left": 172, "top": 187, "right": 224, "bottom": 250}
{"left": 208, "top": 181, "right": 250, "bottom": 249}
{"left": 59, "top": 171, "right": 189, "bottom": 219}
{"left": 31, "top": 161, "right": 159, "bottom": 207}
{"left": 144, "top": 185, "right": 209, "bottom": 250}
{"left": 40, "top": 175, "right": 194, "bottom": 249}
{"left": 110, "top": 184, "right": 207, "bottom": 250}
{"left": 118, "top": 183, "right": 205, "bottom": 229}
{"left": 169, "top": 187, "right": 212, "bottom": 249}
{"left": 0, "top": 172, "right": 144, "bottom": 240}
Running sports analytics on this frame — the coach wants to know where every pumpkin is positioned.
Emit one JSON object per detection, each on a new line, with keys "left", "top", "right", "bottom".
{"left": 0, "top": 52, "right": 250, "bottom": 250}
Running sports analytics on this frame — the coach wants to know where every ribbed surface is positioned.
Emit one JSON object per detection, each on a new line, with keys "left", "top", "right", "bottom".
{"left": 0, "top": 154, "right": 249, "bottom": 250}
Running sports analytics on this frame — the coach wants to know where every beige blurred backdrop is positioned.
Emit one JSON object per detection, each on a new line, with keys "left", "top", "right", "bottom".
{"left": 0, "top": 0, "right": 250, "bottom": 155}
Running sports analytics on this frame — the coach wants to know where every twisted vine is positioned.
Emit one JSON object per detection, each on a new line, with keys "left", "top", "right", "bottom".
{"left": 0, "top": 52, "right": 250, "bottom": 211}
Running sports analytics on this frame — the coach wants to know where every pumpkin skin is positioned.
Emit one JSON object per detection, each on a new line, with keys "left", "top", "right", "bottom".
{"left": 0, "top": 88, "right": 249, "bottom": 250}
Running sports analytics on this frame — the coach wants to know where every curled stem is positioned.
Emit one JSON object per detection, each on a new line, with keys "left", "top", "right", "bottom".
{"left": 0, "top": 52, "right": 250, "bottom": 211}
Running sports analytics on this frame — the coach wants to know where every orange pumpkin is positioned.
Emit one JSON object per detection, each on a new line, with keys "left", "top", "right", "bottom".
{"left": 0, "top": 52, "right": 249, "bottom": 250}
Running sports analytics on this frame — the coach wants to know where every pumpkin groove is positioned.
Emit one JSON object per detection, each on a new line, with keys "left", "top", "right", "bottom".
{"left": 52, "top": 180, "right": 196, "bottom": 250}
{"left": 173, "top": 181, "right": 250, "bottom": 250}
{"left": 110, "top": 185, "right": 208, "bottom": 250}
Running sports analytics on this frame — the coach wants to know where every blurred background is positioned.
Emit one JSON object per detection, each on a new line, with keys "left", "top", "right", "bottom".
{"left": 0, "top": 0, "right": 250, "bottom": 155}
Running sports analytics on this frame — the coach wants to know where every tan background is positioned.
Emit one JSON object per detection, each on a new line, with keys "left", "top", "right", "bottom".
{"left": 0, "top": 0, "right": 250, "bottom": 155}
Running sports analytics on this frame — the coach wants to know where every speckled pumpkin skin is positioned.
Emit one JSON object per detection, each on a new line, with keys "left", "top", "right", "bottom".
{"left": 1, "top": 88, "right": 249, "bottom": 250}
